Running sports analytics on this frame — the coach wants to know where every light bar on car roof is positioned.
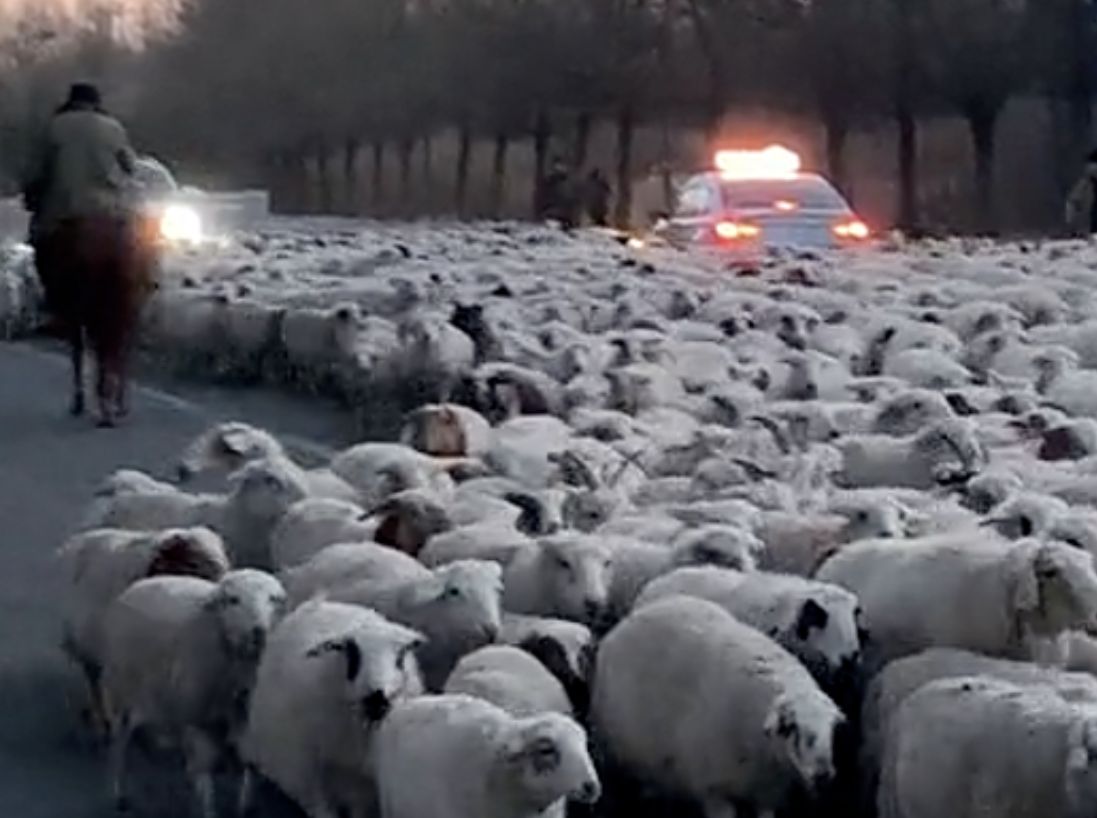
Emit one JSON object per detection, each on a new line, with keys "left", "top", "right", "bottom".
{"left": 714, "top": 145, "right": 801, "bottom": 180}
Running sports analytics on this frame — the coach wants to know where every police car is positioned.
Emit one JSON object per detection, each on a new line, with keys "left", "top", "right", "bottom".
{"left": 652, "top": 146, "right": 872, "bottom": 252}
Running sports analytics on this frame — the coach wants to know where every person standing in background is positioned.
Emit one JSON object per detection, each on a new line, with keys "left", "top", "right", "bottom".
{"left": 1065, "top": 149, "right": 1097, "bottom": 237}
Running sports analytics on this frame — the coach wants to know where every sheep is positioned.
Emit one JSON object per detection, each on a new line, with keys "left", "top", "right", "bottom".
{"left": 979, "top": 492, "right": 1068, "bottom": 539}
{"left": 870, "top": 389, "right": 955, "bottom": 436}
{"left": 94, "top": 468, "right": 179, "bottom": 499}
{"left": 375, "top": 694, "right": 600, "bottom": 818}
{"left": 836, "top": 419, "right": 986, "bottom": 489}
{"left": 961, "top": 468, "right": 1024, "bottom": 513}
{"left": 605, "top": 528, "right": 761, "bottom": 621}
{"left": 85, "top": 457, "right": 311, "bottom": 568}
{"left": 498, "top": 613, "right": 596, "bottom": 717}
{"left": 221, "top": 298, "right": 286, "bottom": 377}
{"left": 328, "top": 560, "right": 504, "bottom": 691}
{"left": 816, "top": 537, "right": 1097, "bottom": 670}
{"left": 452, "top": 362, "right": 564, "bottom": 422}
{"left": 175, "top": 421, "right": 357, "bottom": 502}
{"left": 859, "top": 646, "right": 1097, "bottom": 814}
{"left": 420, "top": 523, "right": 534, "bottom": 568}
{"left": 239, "top": 600, "right": 425, "bottom": 818}
{"left": 400, "top": 403, "right": 492, "bottom": 458}
{"left": 370, "top": 489, "right": 455, "bottom": 557}
{"left": 752, "top": 496, "right": 905, "bottom": 576}
{"left": 444, "top": 645, "right": 573, "bottom": 717}
{"left": 100, "top": 570, "right": 286, "bottom": 817}
{"left": 636, "top": 567, "right": 863, "bottom": 698}
{"left": 878, "top": 676, "right": 1097, "bottom": 818}
{"left": 278, "top": 303, "right": 362, "bottom": 392}
{"left": 57, "top": 527, "right": 229, "bottom": 734}
{"left": 269, "top": 498, "right": 376, "bottom": 570}
{"left": 1038, "top": 418, "right": 1097, "bottom": 461}
{"left": 282, "top": 541, "right": 428, "bottom": 606}
{"left": 330, "top": 442, "right": 454, "bottom": 503}
{"left": 485, "top": 416, "right": 574, "bottom": 488}
{"left": 503, "top": 534, "right": 615, "bottom": 628}
{"left": 592, "top": 595, "right": 844, "bottom": 818}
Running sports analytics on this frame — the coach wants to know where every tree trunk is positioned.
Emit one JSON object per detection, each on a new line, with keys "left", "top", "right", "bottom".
{"left": 455, "top": 123, "right": 472, "bottom": 217}
{"left": 491, "top": 133, "right": 509, "bottom": 218}
{"left": 399, "top": 138, "right": 414, "bottom": 206}
{"left": 371, "top": 141, "right": 385, "bottom": 210}
{"left": 614, "top": 105, "right": 635, "bottom": 229}
{"left": 315, "top": 143, "right": 331, "bottom": 214}
{"left": 531, "top": 110, "right": 552, "bottom": 217}
{"left": 343, "top": 138, "right": 359, "bottom": 215}
{"left": 421, "top": 135, "right": 433, "bottom": 196}
{"left": 824, "top": 118, "right": 850, "bottom": 203}
{"left": 573, "top": 112, "right": 592, "bottom": 170}
{"left": 894, "top": 0, "right": 919, "bottom": 231}
{"left": 967, "top": 104, "right": 1000, "bottom": 233}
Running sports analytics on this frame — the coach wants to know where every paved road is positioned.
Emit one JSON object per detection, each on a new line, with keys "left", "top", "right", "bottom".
{"left": 0, "top": 342, "right": 356, "bottom": 817}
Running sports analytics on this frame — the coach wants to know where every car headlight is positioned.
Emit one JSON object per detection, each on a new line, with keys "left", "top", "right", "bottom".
{"left": 159, "top": 204, "right": 203, "bottom": 244}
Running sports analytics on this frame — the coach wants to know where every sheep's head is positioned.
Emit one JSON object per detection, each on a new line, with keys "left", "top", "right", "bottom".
{"left": 980, "top": 493, "right": 1066, "bottom": 540}
{"left": 561, "top": 490, "right": 621, "bottom": 533}
{"left": 177, "top": 422, "right": 284, "bottom": 482}
{"left": 499, "top": 714, "right": 600, "bottom": 811}
{"left": 305, "top": 609, "right": 425, "bottom": 723}
{"left": 1033, "top": 351, "right": 1072, "bottom": 394}
{"left": 915, "top": 420, "right": 986, "bottom": 484}
{"left": 830, "top": 498, "right": 905, "bottom": 543}
{"left": 1010, "top": 541, "right": 1097, "bottom": 637}
{"left": 146, "top": 527, "right": 229, "bottom": 581}
{"left": 872, "top": 390, "right": 952, "bottom": 437}
{"left": 404, "top": 560, "right": 503, "bottom": 652}
{"left": 537, "top": 535, "right": 614, "bottom": 626}
{"left": 514, "top": 626, "right": 596, "bottom": 718}
{"left": 764, "top": 691, "right": 844, "bottom": 792}
{"left": 505, "top": 492, "right": 563, "bottom": 536}
{"left": 205, "top": 570, "right": 286, "bottom": 658}
{"left": 228, "top": 458, "right": 310, "bottom": 520}
{"left": 786, "top": 591, "right": 862, "bottom": 683}
{"left": 671, "top": 526, "right": 762, "bottom": 572}
{"left": 450, "top": 303, "right": 489, "bottom": 340}
{"left": 401, "top": 404, "right": 467, "bottom": 458}
{"left": 1050, "top": 513, "right": 1097, "bottom": 559}
{"left": 372, "top": 489, "right": 453, "bottom": 557}
{"left": 961, "top": 470, "right": 1022, "bottom": 514}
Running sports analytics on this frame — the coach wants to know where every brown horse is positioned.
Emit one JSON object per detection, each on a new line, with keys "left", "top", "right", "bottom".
{"left": 33, "top": 213, "right": 157, "bottom": 426}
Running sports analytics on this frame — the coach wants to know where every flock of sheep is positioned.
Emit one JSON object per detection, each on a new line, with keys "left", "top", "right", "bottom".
{"left": 20, "top": 222, "right": 1097, "bottom": 818}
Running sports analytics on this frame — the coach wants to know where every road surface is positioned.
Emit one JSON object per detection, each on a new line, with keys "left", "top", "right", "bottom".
{"left": 0, "top": 342, "right": 356, "bottom": 817}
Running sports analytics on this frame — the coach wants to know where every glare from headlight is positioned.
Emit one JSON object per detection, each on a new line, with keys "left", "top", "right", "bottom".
{"left": 160, "top": 204, "right": 203, "bottom": 244}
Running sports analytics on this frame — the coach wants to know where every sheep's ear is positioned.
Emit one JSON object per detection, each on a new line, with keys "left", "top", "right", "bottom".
{"left": 795, "top": 599, "right": 830, "bottom": 641}
{"left": 306, "top": 637, "right": 362, "bottom": 681}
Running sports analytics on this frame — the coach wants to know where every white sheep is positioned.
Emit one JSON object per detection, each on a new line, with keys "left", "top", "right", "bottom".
{"left": 330, "top": 442, "right": 455, "bottom": 509}
{"left": 281, "top": 541, "right": 428, "bottom": 606}
{"left": 816, "top": 537, "right": 1097, "bottom": 669}
{"left": 175, "top": 421, "right": 357, "bottom": 503}
{"left": 860, "top": 646, "right": 1097, "bottom": 815}
{"left": 279, "top": 302, "right": 362, "bottom": 390}
{"left": 636, "top": 567, "right": 862, "bottom": 695}
{"left": 400, "top": 403, "right": 492, "bottom": 458}
{"left": 327, "top": 560, "right": 504, "bottom": 691}
{"left": 85, "top": 457, "right": 311, "bottom": 568}
{"left": 498, "top": 613, "right": 596, "bottom": 717}
{"left": 57, "top": 527, "right": 230, "bottom": 734}
{"left": 419, "top": 523, "right": 534, "bottom": 568}
{"left": 100, "top": 570, "right": 286, "bottom": 817}
{"left": 503, "top": 533, "right": 614, "bottom": 628}
{"left": 878, "top": 676, "right": 1097, "bottom": 818}
{"left": 239, "top": 600, "right": 424, "bottom": 818}
{"left": 444, "top": 645, "right": 572, "bottom": 717}
{"left": 592, "top": 595, "right": 844, "bottom": 817}
{"left": 94, "top": 468, "right": 180, "bottom": 499}
{"left": 836, "top": 419, "right": 985, "bottom": 489}
{"left": 269, "top": 498, "right": 376, "bottom": 570}
{"left": 375, "top": 694, "right": 600, "bottom": 818}
{"left": 604, "top": 528, "right": 761, "bottom": 621}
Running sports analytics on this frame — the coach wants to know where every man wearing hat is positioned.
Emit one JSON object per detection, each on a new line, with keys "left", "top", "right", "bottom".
{"left": 22, "top": 83, "right": 138, "bottom": 324}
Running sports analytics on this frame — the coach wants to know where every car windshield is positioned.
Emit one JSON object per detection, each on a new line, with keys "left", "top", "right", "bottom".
{"left": 721, "top": 177, "right": 847, "bottom": 210}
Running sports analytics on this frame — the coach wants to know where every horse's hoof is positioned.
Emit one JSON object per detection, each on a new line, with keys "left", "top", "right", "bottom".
{"left": 97, "top": 415, "right": 117, "bottom": 429}
{"left": 70, "top": 396, "right": 85, "bottom": 417}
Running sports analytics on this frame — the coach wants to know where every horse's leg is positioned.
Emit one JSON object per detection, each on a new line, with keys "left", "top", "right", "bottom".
{"left": 95, "top": 350, "right": 117, "bottom": 429}
{"left": 69, "top": 323, "right": 85, "bottom": 416}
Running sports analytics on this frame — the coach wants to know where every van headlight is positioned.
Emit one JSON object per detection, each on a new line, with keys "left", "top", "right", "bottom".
{"left": 159, "top": 204, "right": 203, "bottom": 244}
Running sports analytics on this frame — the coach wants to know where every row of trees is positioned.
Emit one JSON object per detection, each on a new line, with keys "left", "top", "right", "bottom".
{"left": 2, "top": 0, "right": 1096, "bottom": 230}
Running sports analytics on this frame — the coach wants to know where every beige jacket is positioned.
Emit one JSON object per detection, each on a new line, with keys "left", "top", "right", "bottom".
{"left": 25, "top": 107, "right": 137, "bottom": 232}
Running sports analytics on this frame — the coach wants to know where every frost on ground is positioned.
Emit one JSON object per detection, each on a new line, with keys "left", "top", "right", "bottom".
{"left": 19, "top": 223, "right": 1097, "bottom": 818}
